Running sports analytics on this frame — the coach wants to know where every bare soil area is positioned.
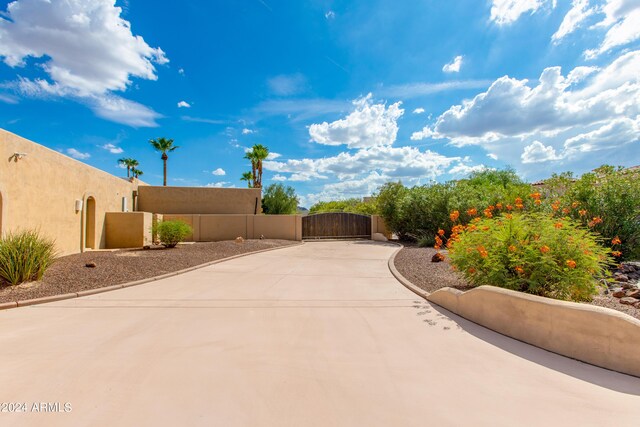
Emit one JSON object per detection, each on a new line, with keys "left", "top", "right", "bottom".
{"left": 0, "top": 240, "right": 296, "bottom": 304}
{"left": 393, "top": 244, "right": 640, "bottom": 321}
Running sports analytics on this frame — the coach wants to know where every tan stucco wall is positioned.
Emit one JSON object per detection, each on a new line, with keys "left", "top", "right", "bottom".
{"left": 0, "top": 129, "right": 140, "bottom": 255}
{"left": 105, "top": 212, "right": 153, "bottom": 249}
{"left": 162, "top": 214, "right": 302, "bottom": 242}
{"left": 427, "top": 286, "right": 640, "bottom": 377}
{"left": 137, "top": 186, "right": 261, "bottom": 215}
{"left": 370, "top": 215, "right": 389, "bottom": 238}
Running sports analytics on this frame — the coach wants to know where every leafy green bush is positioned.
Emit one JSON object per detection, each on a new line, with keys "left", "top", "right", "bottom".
{"left": 0, "top": 230, "right": 57, "bottom": 286}
{"left": 543, "top": 166, "right": 640, "bottom": 260}
{"left": 309, "top": 198, "right": 377, "bottom": 215}
{"left": 447, "top": 213, "right": 611, "bottom": 301}
{"left": 153, "top": 220, "right": 192, "bottom": 248}
{"left": 262, "top": 184, "right": 299, "bottom": 214}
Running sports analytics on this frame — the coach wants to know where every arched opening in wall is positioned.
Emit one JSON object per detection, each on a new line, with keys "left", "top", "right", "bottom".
{"left": 85, "top": 196, "right": 96, "bottom": 249}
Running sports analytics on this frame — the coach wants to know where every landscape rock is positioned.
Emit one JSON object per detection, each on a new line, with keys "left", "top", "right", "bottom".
{"left": 625, "top": 289, "right": 640, "bottom": 299}
{"left": 621, "top": 283, "right": 635, "bottom": 290}
{"left": 619, "top": 297, "right": 638, "bottom": 306}
{"left": 372, "top": 232, "right": 388, "bottom": 242}
{"left": 143, "top": 245, "right": 151, "bottom": 250}
{"left": 85, "top": 262, "right": 97, "bottom": 268}
{"left": 235, "top": 237, "right": 244, "bottom": 244}
{"left": 612, "top": 289, "right": 627, "bottom": 298}
{"left": 614, "top": 273, "right": 629, "bottom": 282}
{"left": 431, "top": 253, "right": 445, "bottom": 263}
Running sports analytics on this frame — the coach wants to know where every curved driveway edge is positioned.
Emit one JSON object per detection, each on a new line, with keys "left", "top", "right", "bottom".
{"left": 1, "top": 240, "right": 639, "bottom": 426}
{"left": 0, "top": 241, "right": 303, "bottom": 311}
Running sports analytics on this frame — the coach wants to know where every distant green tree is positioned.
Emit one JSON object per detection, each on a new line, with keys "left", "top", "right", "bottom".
{"left": 149, "top": 137, "right": 179, "bottom": 186}
{"left": 118, "top": 158, "right": 139, "bottom": 178}
{"left": 244, "top": 144, "right": 269, "bottom": 188}
{"left": 262, "top": 184, "right": 298, "bottom": 214}
{"left": 309, "top": 198, "right": 377, "bottom": 215}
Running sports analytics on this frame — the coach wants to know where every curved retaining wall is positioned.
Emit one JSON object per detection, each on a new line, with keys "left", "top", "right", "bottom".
{"left": 426, "top": 286, "right": 640, "bottom": 377}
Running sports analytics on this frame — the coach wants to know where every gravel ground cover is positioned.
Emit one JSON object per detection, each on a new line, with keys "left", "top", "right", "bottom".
{"left": 393, "top": 244, "right": 640, "bottom": 321}
{"left": 0, "top": 239, "right": 296, "bottom": 304}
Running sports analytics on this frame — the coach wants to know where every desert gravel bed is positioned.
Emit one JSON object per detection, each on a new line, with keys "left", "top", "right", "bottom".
{"left": 393, "top": 244, "right": 640, "bottom": 321}
{"left": 0, "top": 239, "right": 296, "bottom": 304}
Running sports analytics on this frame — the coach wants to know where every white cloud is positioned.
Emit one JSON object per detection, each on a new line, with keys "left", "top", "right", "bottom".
{"left": 412, "top": 50, "right": 640, "bottom": 145}
{"left": 242, "top": 128, "right": 255, "bottom": 134}
{"left": 521, "top": 141, "right": 562, "bottom": 163}
{"left": 487, "top": 153, "right": 499, "bottom": 160}
{"left": 101, "top": 143, "right": 123, "bottom": 154}
{"left": 89, "top": 94, "right": 161, "bottom": 127}
{"left": 266, "top": 152, "right": 281, "bottom": 160}
{"left": 271, "top": 174, "right": 287, "bottom": 181}
{"left": 552, "top": 0, "right": 593, "bottom": 42}
{"left": 442, "top": 55, "right": 463, "bottom": 73}
{"left": 563, "top": 117, "right": 640, "bottom": 154}
{"left": 205, "top": 181, "right": 233, "bottom": 188}
{"left": 0, "top": 0, "right": 166, "bottom": 126}
{"left": 177, "top": 101, "right": 191, "bottom": 108}
{"left": 178, "top": 68, "right": 185, "bottom": 75}
{"left": 448, "top": 163, "right": 490, "bottom": 176}
{"left": 308, "top": 94, "right": 404, "bottom": 149}
{"left": 413, "top": 108, "right": 425, "bottom": 114}
{"left": 212, "top": 168, "right": 226, "bottom": 176}
{"left": 253, "top": 98, "right": 349, "bottom": 122}
{"left": 325, "top": 10, "right": 336, "bottom": 19}
{"left": 490, "top": 0, "right": 551, "bottom": 25}
{"left": 585, "top": 6, "right": 640, "bottom": 58}
{"left": 66, "top": 148, "right": 90, "bottom": 160}
{"left": 378, "top": 80, "right": 492, "bottom": 99}
{"left": 267, "top": 73, "right": 307, "bottom": 96}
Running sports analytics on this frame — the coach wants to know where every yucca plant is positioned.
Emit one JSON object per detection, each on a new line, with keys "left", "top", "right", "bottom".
{"left": 0, "top": 230, "right": 57, "bottom": 286}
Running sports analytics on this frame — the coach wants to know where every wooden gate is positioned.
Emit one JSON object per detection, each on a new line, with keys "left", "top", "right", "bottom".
{"left": 302, "top": 213, "right": 371, "bottom": 239}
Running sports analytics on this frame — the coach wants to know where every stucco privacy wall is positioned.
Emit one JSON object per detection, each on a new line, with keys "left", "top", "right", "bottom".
{"left": 0, "top": 129, "right": 139, "bottom": 255}
{"left": 138, "top": 186, "right": 262, "bottom": 215}
{"left": 163, "top": 214, "right": 303, "bottom": 241}
{"left": 105, "top": 212, "right": 153, "bottom": 249}
{"left": 427, "top": 286, "right": 640, "bottom": 377}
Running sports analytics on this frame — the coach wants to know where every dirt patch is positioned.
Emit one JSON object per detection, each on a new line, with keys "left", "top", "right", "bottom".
{"left": 0, "top": 240, "right": 296, "bottom": 304}
{"left": 393, "top": 244, "right": 640, "bottom": 321}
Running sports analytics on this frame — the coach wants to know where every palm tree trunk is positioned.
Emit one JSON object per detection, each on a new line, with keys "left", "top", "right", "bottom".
{"left": 162, "top": 153, "right": 168, "bottom": 186}
{"left": 126, "top": 166, "right": 130, "bottom": 178}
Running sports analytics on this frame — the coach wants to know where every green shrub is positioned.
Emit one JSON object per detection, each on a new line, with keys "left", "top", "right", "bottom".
{"left": 417, "top": 235, "right": 435, "bottom": 248}
{"left": 0, "top": 230, "right": 57, "bottom": 286}
{"left": 153, "top": 220, "right": 192, "bottom": 248}
{"left": 543, "top": 166, "right": 640, "bottom": 260}
{"left": 447, "top": 213, "right": 612, "bottom": 301}
{"left": 262, "top": 183, "right": 299, "bottom": 214}
{"left": 309, "top": 198, "right": 377, "bottom": 215}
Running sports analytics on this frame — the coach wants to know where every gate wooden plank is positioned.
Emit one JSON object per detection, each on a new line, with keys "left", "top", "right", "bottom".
{"left": 302, "top": 212, "right": 371, "bottom": 239}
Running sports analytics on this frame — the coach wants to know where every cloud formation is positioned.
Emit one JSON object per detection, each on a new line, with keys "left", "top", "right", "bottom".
{"left": 442, "top": 55, "right": 463, "bottom": 73}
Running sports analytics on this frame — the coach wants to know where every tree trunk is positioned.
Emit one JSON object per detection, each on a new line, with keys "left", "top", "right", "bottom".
{"left": 126, "top": 166, "right": 130, "bottom": 178}
{"left": 162, "top": 153, "right": 168, "bottom": 186}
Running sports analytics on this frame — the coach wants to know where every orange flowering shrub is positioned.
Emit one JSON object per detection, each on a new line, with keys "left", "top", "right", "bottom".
{"left": 447, "top": 213, "right": 612, "bottom": 301}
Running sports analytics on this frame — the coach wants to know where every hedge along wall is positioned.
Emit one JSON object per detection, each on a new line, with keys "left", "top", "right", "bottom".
{"left": 427, "top": 285, "right": 640, "bottom": 377}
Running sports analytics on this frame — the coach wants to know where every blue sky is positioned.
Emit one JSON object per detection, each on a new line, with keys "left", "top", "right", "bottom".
{"left": 1, "top": 0, "right": 639, "bottom": 207}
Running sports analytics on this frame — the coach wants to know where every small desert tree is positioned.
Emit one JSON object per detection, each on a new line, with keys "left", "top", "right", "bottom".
{"left": 262, "top": 184, "right": 298, "bottom": 214}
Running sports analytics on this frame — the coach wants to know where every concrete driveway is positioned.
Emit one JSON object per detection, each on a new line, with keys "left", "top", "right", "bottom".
{"left": 1, "top": 241, "right": 639, "bottom": 426}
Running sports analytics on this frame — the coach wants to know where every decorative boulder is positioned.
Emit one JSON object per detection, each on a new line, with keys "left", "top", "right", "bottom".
{"left": 432, "top": 253, "right": 445, "bottom": 263}
{"left": 372, "top": 233, "right": 388, "bottom": 242}
{"left": 85, "top": 262, "right": 97, "bottom": 268}
{"left": 235, "top": 236, "right": 244, "bottom": 244}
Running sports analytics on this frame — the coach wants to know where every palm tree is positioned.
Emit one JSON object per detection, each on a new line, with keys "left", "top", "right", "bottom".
{"left": 240, "top": 171, "right": 254, "bottom": 188}
{"left": 132, "top": 168, "right": 143, "bottom": 179}
{"left": 244, "top": 144, "right": 269, "bottom": 188}
{"left": 118, "top": 158, "right": 139, "bottom": 178}
{"left": 149, "top": 137, "right": 179, "bottom": 186}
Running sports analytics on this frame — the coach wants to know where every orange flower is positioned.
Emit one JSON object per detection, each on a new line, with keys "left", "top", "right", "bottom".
{"left": 514, "top": 266, "right": 524, "bottom": 274}
{"left": 571, "top": 201, "right": 580, "bottom": 209}
{"left": 434, "top": 244, "right": 440, "bottom": 250}
{"left": 487, "top": 205, "right": 495, "bottom": 211}
{"left": 562, "top": 208, "right": 570, "bottom": 214}
{"left": 539, "top": 245, "right": 550, "bottom": 254}
{"left": 438, "top": 229, "right": 445, "bottom": 236}
{"left": 534, "top": 199, "right": 542, "bottom": 206}
{"left": 588, "top": 217, "right": 603, "bottom": 227}
{"left": 435, "top": 236, "right": 443, "bottom": 246}
{"left": 482, "top": 226, "right": 490, "bottom": 231}
{"left": 508, "top": 245, "right": 517, "bottom": 252}
{"left": 483, "top": 209, "right": 493, "bottom": 218}
{"left": 515, "top": 203, "right": 524, "bottom": 210}
{"left": 554, "top": 222, "right": 563, "bottom": 229}
{"left": 612, "top": 251, "right": 622, "bottom": 257}
{"left": 578, "top": 209, "right": 587, "bottom": 216}
{"left": 496, "top": 203, "right": 503, "bottom": 209}
{"left": 504, "top": 213, "right": 513, "bottom": 220}
{"left": 450, "top": 210, "right": 460, "bottom": 222}
{"left": 472, "top": 217, "right": 482, "bottom": 223}
{"left": 611, "top": 236, "right": 621, "bottom": 245}
{"left": 467, "top": 224, "right": 477, "bottom": 232}
{"left": 566, "top": 259, "right": 577, "bottom": 269}
{"left": 477, "top": 246, "right": 488, "bottom": 258}
{"left": 467, "top": 208, "right": 477, "bottom": 216}
{"left": 530, "top": 192, "right": 541, "bottom": 200}
{"left": 506, "top": 204, "right": 513, "bottom": 211}
{"left": 468, "top": 267, "right": 476, "bottom": 274}
{"left": 515, "top": 197, "right": 523, "bottom": 205}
